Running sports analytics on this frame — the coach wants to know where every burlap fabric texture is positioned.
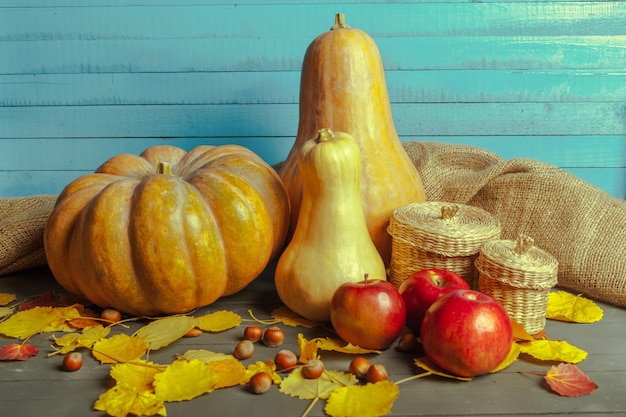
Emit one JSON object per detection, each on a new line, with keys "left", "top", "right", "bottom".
{"left": 1, "top": 142, "right": 624, "bottom": 308}
{"left": 403, "top": 141, "right": 626, "bottom": 308}
{"left": 0, "top": 195, "right": 57, "bottom": 275}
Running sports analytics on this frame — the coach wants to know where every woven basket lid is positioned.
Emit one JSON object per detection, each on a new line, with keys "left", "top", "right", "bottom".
{"left": 477, "top": 234, "right": 558, "bottom": 289}
{"left": 388, "top": 202, "right": 501, "bottom": 257}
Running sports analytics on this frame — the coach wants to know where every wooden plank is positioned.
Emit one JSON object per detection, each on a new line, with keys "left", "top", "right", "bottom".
{"left": 1, "top": 167, "right": 623, "bottom": 199}
{"left": 3, "top": 70, "right": 625, "bottom": 106}
{"left": 2, "top": 2, "right": 624, "bottom": 40}
{"left": 2, "top": 103, "right": 624, "bottom": 138}
{"left": 4, "top": 35, "right": 625, "bottom": 74}
{"left": 1, "top": 137, "right": 623, "bottom": 171}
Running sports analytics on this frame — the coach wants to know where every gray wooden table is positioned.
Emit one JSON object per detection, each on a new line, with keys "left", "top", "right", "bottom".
{"left": 1, "top": 264, "right": 624, "bottom": 417}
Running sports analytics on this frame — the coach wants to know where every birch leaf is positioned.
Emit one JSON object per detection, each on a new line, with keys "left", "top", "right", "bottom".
{"left": 0, "top": 307, "right": 13, "bottom": 319}
{"left": 271, "top": 306, "right": 321, "bottom": 328}
{"left": 196, "top": 310, "right": 241, "bottom": 332}
{"left": 134, "top": 315, "right": 198, "bottom": 350}
{"left": 544, "top": 363, "right": 598, "bottom": 397}
{"left": 491, "top": 342, "right": 521, "bottom": 373}
{"left": 314, "top": 337, "right": 382, "bottom": 355}
{"left": 0, "top": 293, "right": 16, "bottom": 306}
{"left": 519, "top": 339, "right": 587, "bottom": 364}
{"left": 0, "top": 306, "right": 65, "bottom": 339}
{"left": 0, "top": 343, "right": 39, "bottom": 361}
{"left": 93, "top": 382, "right": 166, "bottom": 417}
{"left": 414, "top": 357, "right": 473, "bottom": 381}
{"left": 92, "top": 334, "right": 147, "bottom": 364}
{"left": 546, "top": 291, "right": 603, "bottom": 323}
{"left": 110, "top": 360, "right": 164, "bottom": 392}
{"left": 279, "top": 368, "right": 358, "bottom": 400}
{"left": 180, "top": 349, "right": 235, "bottom": 364}
{"left": 153, "top": 359, "right": 219, "bottom": 402}
{"left": 325, "top": 380, "right": 400, "bottom": 417}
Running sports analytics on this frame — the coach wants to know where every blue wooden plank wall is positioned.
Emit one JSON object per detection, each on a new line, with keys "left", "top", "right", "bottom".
{"left": 1, "top": 0, "right": 625, "bottom": 198}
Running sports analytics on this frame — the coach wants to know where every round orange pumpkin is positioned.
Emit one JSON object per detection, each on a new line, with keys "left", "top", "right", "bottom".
{"left": 44, "top": 145, "right": 290, "bottom": 316}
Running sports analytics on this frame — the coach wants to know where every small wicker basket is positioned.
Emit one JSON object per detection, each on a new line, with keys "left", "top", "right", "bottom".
{"left": 387, "top": 202, "right": 501, "bottom": 289}
{"left": 476, "top": 234, "right": 558, "bottom": 335}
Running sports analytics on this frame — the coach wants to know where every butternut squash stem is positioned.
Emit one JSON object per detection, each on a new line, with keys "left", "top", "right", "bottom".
{"left": 331, "top": 13, "right": 350, "bottom": 30}
{"left": 157, "top": 162, "right": 172, "bottom": 175}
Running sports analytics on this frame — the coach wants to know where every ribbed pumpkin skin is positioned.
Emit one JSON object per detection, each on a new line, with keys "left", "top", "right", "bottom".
{"left": 44, "top": 145, "right": 290, "bottom": 316}
{"left": 280, "top": 14, "right": 426, "bottom": 265}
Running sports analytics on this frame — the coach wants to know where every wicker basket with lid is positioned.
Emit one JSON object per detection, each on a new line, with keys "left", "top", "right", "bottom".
{"left": 387, "top": 201, "right": 501, "bottom": 289}
{"left": 476, "top": 234, "right": 558, "bottom": 335}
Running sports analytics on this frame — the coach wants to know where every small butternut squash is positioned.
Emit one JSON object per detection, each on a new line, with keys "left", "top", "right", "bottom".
{"left": 275, "top": 128, "right": 387, "bottom": 322}
{"left": 280, "top": 13, "right": 427, "bottom": 265}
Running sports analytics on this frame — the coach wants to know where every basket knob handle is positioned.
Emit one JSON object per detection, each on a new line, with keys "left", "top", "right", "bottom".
{"left": 514, "top": 234, "right": 535, "bottom": 255}
{"left": 441, "top": 204, "right": 460, "bottom": 220}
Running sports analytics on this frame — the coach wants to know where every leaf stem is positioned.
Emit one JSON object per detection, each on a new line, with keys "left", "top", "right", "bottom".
{"left": 301, "top": 396, "right": 319, "bottom": 417}
{"left": 394, "top": 371, "right": 434, "bottom": 385}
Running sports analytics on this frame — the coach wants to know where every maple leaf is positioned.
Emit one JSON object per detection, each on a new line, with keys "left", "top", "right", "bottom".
{"left": 297, "top": 333, "right": 320, "bottom": 363}
{"left": 279, "top": 368, "right": 358, "bottom": 400}
{"left": 325, "top": 380, "right": 400, "bottom": 417}
{"left": 93, "top": 382, "right": 166, "bottom": 417}
{"left": 196, "top": 310, "right": 241, "bottom": 332}
{"left": 544, "top": 363, "right": 598, "bottom": 397}
{"left": 153, "top": 359, "right": 219, "bottom": 402}
{"left": 133, "top": 315, "right": 199, "bottom": 350}
{"left": 18, "top": 291, "right": 58, "bottom": 311}
{"left": 92, "top": 334, "right": 147, "bottom": 364}
{"left": 271, "top": 306, "right": 321, "bottom": 328}
{"left": 0, "top": 293, "right": 16, "bottom": 306}
{"left": 245, "top": 360, "right": 282, "bottom": 384}
{"left": 519, "top": 339, "right": 587, "bottom": 364}
{"left": 0, "top": 343, "right": 39, "bottom": 361}
{"left": 546, "top": 291, "right": 603, "bottom": 323}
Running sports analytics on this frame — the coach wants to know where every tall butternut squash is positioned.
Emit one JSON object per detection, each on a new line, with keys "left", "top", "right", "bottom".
{"left": 280, "top": 13, "right": 426, "bottom": 265}
{"left": 275, "top": 128, "right": 387, "bottom": 322}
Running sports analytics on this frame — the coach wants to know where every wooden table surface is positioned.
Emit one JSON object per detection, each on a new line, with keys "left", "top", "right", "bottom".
{"left": 1, "top": 263, "right": 624, "bottom": 417}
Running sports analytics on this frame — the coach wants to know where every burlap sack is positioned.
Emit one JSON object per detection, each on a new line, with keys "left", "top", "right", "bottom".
{"left": 403, "top": 141, "right": 626, "bottom": 308}
{"left": 0, "top": 195, "right": 58, "bottom": 275}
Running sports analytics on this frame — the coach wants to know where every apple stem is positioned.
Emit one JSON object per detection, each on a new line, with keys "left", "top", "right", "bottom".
{"left": 394, "top": 371, "right": 434, "bottom": 385}
{"left": 364, "top": 273, "right": 369, "bottom": 284}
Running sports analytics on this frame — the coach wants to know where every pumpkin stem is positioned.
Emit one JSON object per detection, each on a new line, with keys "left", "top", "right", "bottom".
{"left": 317, "top": 128, "right": 335, "bottom": 143}
{"left": 157, "top": 162, "right": 172, "bottom": 175}
{"left": 331, "top": 13, "right": 350, "bottom": 30}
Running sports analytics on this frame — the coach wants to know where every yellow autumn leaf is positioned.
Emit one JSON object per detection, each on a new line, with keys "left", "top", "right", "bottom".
{"left": 51, "top": 325, "right": 111, "bottom": 355}
{"left": 314, "top": 337, "right": 382, "bottom": 355}
{"left": 42, "top": 305, "right": 83, "bottom": 333}
{"left": 134, "top": 315, "right": 199, "bottom": 350}
{"left": 196, "top": 310, "right": 241, "bottom": 332}
{"left": 110, "top": 360, "right": 165, "bottom": 392}
{"left": 546, "top": 291, "right": 603, "bottom": 323}
{"left": 93, "top": 382, "right": 166, "bottom": 417}
{"left": 279, "top": 368, "right": 358, "bottom": 400}
{"left": 325, "top": 380, "right": 400, "bottom": 417}
{"left": 92, "top": 334, "right": 147, "bottom": 364}
{"left": 0, "top": 306, "right": 65, "bottom": 339}
{"left": 153, "top": 359, "right": 219, "bottom": 402}
{"left": 519, "top": 339, "right": 588, "bottom": 364}
{"left": 207, "top": 357, "right": 248, "bottom": 389}
{"left": 271, "top": 306, "right": 321, "bottom": 328}
{"left": 0, "top": 293, "right": 16, "bottom": 306}
{"left": 297, "top": 333, "right": 320, "bottom": 363}
{"left": 180, "top": 349, "right": 235, "bottom": 364}
{"left": 491, "top": 342, "right": 522, "bottom": 373}
{"left": 0, "top": 306, "right": 13, "bottom": 319}
{"left": 414, "top": 357, "right": 473, "bottom": 381}
{"left": 245, "top": 360, "right": 282, "bottom": 384}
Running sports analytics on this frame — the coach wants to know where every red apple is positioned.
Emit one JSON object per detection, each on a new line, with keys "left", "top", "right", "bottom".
{"left": 399, "top": 269, "right": 470, "bottom": 335}
{"left": 330, "top": 277, "right": 406, "bottom": 350}
{"left": 420, "top": 289, "right": 512, "bottom": 377}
